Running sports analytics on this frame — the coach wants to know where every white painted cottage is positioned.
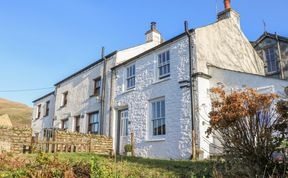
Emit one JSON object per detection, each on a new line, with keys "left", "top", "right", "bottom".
{"left": 32, "top": 2, "right": 288, "bottom": 160}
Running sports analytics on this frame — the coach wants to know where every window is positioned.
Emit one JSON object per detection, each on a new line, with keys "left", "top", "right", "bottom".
{"left": 44, "top": 101, "right": 50, "bottom": 116}
{"left": 158, "top": 51, "right": 170, "bottom": 79}
{"left": 93, "top": 77, "right": 101, "bottom": 97}
{"left": 62, "top": 118, "right": 69, "bottom": 130}
{"left": 61, "top": 91, "right": 68, "bottom": 107}
{"left": 264, "top": 48, "right": 278, "bottom": 73}
{"left": 151, "top": 99, "right": 166, "bottom": 136}
{"left": 75, "top": 116, "right": 80, "bottom": 132}
{"left": 127, "top": 65, "right": 136, "bottom": 89}
{"left": 88, "top": 112, "right": 99, "bottom": 134}
{"left": 36, "top": 104, "right": 41, "bottom": 119}
{"left": 120, "top": 110, "right": 129, "bottom": 136}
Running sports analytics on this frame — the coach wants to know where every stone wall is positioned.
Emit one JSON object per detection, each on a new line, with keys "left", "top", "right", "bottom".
{"left": 53, "top": 130, "right": 113, "bottom": 154}
{"left": 0, "top": 126, "right": 32, "bottom": 153}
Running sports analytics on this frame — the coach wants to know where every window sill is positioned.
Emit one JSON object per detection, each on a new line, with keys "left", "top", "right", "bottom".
{"left": 152, "top": 77, "right": 171, "bottom": 85}
{"left": 120, "top": 88, "right": 136, "bottom": 95}
{"left": 89, "top": 95, "right": 101, "bottom": 99}
{"left": 145, "top": 138, "right": 165, "bottom": 142}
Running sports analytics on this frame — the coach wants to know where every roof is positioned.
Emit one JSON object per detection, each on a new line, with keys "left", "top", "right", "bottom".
{"left": 253, "top": 32, "right": 288, "bottom": 47}
{"left": 111, "top": 29, "right": 194, "bottom": 70}
{"left": 54, "top": 51, "right": 117, "bottom": 86}
{"left": 33, "top": 91, "right": 55, "bottom": 103}
{"left": 0, "top": 114, "right": 13, "bottom": 127}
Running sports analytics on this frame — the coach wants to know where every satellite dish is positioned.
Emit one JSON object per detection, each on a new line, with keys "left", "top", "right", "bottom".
{"left": 284, "top": 86, "right": 288, "bottom": 95}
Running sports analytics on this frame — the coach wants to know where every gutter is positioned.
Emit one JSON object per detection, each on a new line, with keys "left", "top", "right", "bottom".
{"left": 184, "top": 21, "right": 197, "bottom": 160}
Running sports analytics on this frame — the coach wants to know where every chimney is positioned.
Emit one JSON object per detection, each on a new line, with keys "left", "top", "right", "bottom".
{"left": 217, "top": 0, "right": 240, "bottom": 26}
{"left": 145, "top": 22, "right": 161, "bottom": 44}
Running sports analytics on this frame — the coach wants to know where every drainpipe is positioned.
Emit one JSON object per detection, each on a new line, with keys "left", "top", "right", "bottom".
{"left": 275, "top": 33, "right": 285, "bottom": 80}
{"left": 100, "top": 47, "right": 107, "bottom": 135}
{"left": 108, "top": 69, "right": 115, "bottom": 137}
{"left": 185, "top": 21, "right": 197, "bottom": 160}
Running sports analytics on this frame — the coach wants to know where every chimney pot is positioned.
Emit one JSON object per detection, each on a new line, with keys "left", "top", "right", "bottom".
{"left": 224, "top": 0, "right": 231, "bottom": 9}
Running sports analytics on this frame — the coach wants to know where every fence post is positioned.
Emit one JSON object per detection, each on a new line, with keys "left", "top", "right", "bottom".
{"left": 131, "top": 129, "right": 135, "bottom": 156}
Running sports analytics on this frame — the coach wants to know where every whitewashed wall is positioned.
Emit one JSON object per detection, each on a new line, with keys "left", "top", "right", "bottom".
{"left": 32, "top": 93, "right": 55, "bottom": 136}
{"left": 113, "top": 36, "right": 194, "bottom": 160}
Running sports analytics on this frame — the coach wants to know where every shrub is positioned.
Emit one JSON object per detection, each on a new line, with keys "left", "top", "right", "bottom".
{"left": 124, "top": 144, "right": 132, "bottom": 153}
{"left": 207, "top": 87, "right": 288, "bottom": 177}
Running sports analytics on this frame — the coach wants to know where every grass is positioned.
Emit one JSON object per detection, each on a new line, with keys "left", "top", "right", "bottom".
{"left": 23, "top": 153, "right": 218, "bottom": 177}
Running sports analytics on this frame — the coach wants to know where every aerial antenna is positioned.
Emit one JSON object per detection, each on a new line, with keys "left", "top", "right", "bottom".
{"left": 263, "top": 20, "right": 267, "bottom": 33}
{"left": 216, "top": 0, "right": 219, "bottom": 18}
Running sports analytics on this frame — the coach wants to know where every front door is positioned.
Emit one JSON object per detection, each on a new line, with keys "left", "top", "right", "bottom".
{"left": 117, "top": 109, "right": 129, "bottom": 154}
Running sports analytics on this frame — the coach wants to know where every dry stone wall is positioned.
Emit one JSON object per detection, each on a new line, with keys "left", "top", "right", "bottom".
{"left": 0, "top": 126, "right": 32, "bottom": 153}
{"left": 53, "top": 130, "right": 113, "bottom": 154}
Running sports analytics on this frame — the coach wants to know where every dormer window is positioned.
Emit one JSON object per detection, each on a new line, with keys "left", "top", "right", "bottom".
{"left": 61, "top": 91, "right": 68, "bottom": 107}
{"left": 158, "top": 51, "right": 170, "bottom": 79}
{"left": 127, "top": 64, "right": 136, "bottom": 89}
{"left": 264, "top": 47, "right": 278, "bottom": 73}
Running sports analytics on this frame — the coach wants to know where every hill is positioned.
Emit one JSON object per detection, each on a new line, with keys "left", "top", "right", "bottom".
{"left": 0, "top": 98, "right": 32, "bottom": 128}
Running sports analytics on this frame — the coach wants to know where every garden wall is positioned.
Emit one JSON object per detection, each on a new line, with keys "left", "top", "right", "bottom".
{"left": 0, "top": 126, "right": 32, "bottom": 153}
{"left": 52, "top": 130, "right": 113, "bottom": 154}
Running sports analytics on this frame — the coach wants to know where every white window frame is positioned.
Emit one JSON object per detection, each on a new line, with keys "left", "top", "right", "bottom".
{"left": 150, "top": 98, "right": 166, "bottom": 137}
{"left": 88, "top": 112, "right": 100, "bottom": 134}
{"left": 126, "top": 64, "right": 136, "bottom": 90}
{"left": 62, "top": 118, "right": 69, "bottom": 130}
{"left": 158, "top": 51, "right": 170, "bottom": 79}
{"left": 120, "top": 110, "right": 129, "bottom": 136}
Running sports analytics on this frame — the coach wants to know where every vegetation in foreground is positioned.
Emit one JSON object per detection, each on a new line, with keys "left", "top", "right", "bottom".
{"left": 208, "top": 87, "right": 288, "bottom": 177}
{"left": 0, "top": 152, "right": 220, "bottom": 178}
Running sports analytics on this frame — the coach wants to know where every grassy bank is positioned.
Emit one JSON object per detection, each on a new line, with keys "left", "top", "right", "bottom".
{"left": 1, "top": 152, "right": 220, "bottom": 178}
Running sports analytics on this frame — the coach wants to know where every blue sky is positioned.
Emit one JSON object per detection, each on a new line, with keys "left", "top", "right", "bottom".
{"left": 0, "top": 0, "right": 287, "bottom": 106}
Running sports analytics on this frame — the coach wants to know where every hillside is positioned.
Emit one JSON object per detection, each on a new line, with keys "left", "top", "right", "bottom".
{"left": 0, "top": 98, "right": 32, "bottom": 128}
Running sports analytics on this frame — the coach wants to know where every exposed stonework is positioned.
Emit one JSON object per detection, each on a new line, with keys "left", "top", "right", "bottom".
{"left": 53, "top": 130, "right": 113, "bottom": 154}
{"left": 0, "top": 127, "right": 32, "bottom": 153}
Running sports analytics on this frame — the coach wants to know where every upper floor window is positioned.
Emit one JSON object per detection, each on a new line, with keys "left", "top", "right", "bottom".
{"left": 62, "top": 118, "right": 69, "bottom": 130}
{"left": 75, "top": 115, "right": 80, "bottom": 133}
{"left": 44, "top": 101, "right": 50, "bottom": 117}
{"left": 88, "top": 112, "right": 99, "bottom": 134}
{"left": 127, "top": 64, "right": 136, "bottom": 89}
{"left": 151, "top": 98, "right": 166, "bottom": 136}
{"left": 264, "top": 47, "right": 278, "bottom": 73}
{"left": 61, "top": 91, "right": 68, "bottom": 107}
{"left": 36, "top": 104, "right": 41, "bottom": 119}
{"left": 93, "top": 77, "right": 101, "bottom": 97}
{"left": 158, "top": 51, "right": 170, "bottom": 79}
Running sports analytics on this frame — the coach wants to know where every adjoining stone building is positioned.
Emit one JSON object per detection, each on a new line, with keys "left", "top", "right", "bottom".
{"left": 253, "top": 32, "right": 288, "bottom": 80}
{"left": 32, "top": 1, "right": 288, "bottom": 159}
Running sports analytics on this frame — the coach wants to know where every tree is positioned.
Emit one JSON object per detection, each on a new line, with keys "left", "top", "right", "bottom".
{"left": 207, "top": 87, "right": 288, "bottom": 177}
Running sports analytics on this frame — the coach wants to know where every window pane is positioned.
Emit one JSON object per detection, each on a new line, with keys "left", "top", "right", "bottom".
{"left": 157, "top": 102, "right": 161, "bottom": 118}
{"left": 161, "top": 101, "right": 165, "bottom": 117}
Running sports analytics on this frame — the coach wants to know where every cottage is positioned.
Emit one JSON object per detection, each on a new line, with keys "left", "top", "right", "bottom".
{"left": 32, "top": 1, "right": 288, "bottom": 159}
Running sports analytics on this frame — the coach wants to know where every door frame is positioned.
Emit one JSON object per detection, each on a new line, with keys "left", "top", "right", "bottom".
{"left": 116, "top": 108, "right": 128, "bottom": 154}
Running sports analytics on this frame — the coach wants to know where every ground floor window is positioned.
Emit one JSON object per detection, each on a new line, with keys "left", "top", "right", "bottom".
{"left": 151, "top": 98, "right": 166, "bottom": 136}
{"left": 75, "top": 116, "right": 80, "bottom": 132}
{"left": 62, "top": 118, "right": 69, "bottom": 130}
{"left": 88, "top": 112, "right": 99, "bottom": 134}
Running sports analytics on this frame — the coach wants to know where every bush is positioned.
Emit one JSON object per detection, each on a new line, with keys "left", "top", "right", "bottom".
{"left": 124, "top": 144, "right": 132, "bottom": 153}
{"left": 207, "top": 87, "right": 288, "bottom": 177}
